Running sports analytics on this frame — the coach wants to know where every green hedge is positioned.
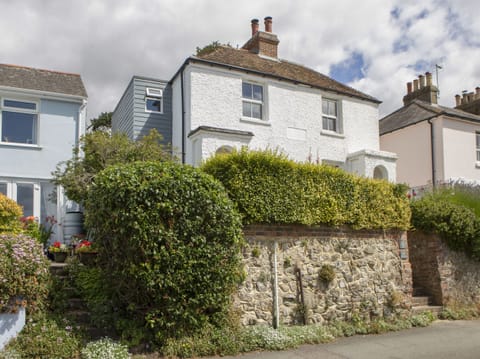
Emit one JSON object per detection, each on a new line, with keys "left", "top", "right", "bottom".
{"left": 85, "top": 161, "right": 244, "bottom": 345}
{"left": 202, "top": 149, "right": 410, "bottom": 229}
{"left": 410, "top": 192, "right": 480, "bottom": 258}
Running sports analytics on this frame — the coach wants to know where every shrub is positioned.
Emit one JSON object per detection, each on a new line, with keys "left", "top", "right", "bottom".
{"left": 0, "top": 194, "right": 22, "bottom": 234}
{"left": 202, "top": 149, "right": 410, "bottom": 229}
{"left": 53, "top": 129, "right": 171, "bottom": 204}
{"left": 5, "top": 316, "right": 80, "bottom": 359}
{"left": 81, "top": 338, "right": 131, "bottom": 359}
{"left": 0, "top": 234, "right": 50, "bottom": 314}
{"left": 85, "top": 161, "right": 244, "bottom": 345}
{"left": 410, "top": 192, "right": 480, "bottom": 257}
{"left": 318, "top": 264, "right": 336, "bottom": 283}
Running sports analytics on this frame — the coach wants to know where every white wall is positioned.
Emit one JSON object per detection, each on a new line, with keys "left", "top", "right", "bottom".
{"left": 380, "top": 121, "right": 432, "bottom": 187}
{"left": 186, "top": 64, "right": 380, "bottom": 166}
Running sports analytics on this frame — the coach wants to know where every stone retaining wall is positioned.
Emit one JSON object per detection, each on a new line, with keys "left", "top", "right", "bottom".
{"left": 235, "top": 225, "right": 412, "bottom": 326}
{"left": 408, "top": 231, "right": 480, "bottom": 306}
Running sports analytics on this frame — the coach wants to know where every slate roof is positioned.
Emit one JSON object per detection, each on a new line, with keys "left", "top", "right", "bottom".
{"left": 191, "top": 46, "right": 380, "bottom": 104}
{"left": 380, "top": 99, "right": 480, "bottom": 135}
{"left": 0, "top": 64, "right": 87, "bottom": 98}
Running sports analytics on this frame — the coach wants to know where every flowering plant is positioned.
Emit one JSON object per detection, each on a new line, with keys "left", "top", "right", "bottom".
{"left": 21, "top": 215, "right": 57, "bottom": 249}
{"left": 75, "top": 240, "right": 96, "bottom": 253}
{"left": 0, "top": 233, "right": 50, "bottom": 313}
{"left": 48, "top": 241, "right": 68, "bottom": 253}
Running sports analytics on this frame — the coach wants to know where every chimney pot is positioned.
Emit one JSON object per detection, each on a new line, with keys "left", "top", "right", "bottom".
{"left": 425, "top": 72, "right": 432, "bottom": 86}
{"left": 419, "top": 74, "right": 425, "bottom": 88}
{"left": 455, "top": 94, "right": 461, "bottom": 107}
{"left": 264, "top": 16, "right": 273, "bottom": 32}
{"left": 462, "top": 92, "right": 468, "bottom": 104}
{"left": 413, "top": 79, "right": 419, "bottom": 91}
{"left": 251, "top": 18, "right": 259, "bottom": 36}
{"left": 407, "top": 82, "right": 412, "bottom": 94}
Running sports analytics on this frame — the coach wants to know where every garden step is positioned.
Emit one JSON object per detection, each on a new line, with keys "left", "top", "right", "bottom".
{"left": 411, "top": 296, "right": 430, "bottom": 306}
{"left": 66, "top": 310, "right": 91, "bottom": 324}
{"left": 49, "top": 262, "right": 68, "bottom": 275}
{"left": 412, "top": 305, "right": 443, "bottom": 316}
{"left": 68, "top": 298, "right": 86, "bottom": 310}
{"left": 413, "top": 287, "right": 428, "bottom": 296}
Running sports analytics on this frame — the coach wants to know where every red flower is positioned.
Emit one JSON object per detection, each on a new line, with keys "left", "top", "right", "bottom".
{"left": 53, "top": 241, "right": 62, "bottom": 248}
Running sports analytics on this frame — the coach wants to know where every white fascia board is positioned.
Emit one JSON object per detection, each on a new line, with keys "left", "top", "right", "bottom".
{"left": 0, "top": 86, "right": 86, "bottom": 103}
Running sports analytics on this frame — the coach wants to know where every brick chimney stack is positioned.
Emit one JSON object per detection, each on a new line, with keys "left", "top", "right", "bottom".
{"left": 264, "top": 16, "right": 273, "bottom": 32}
{"left": 402, "top": 72, "right": 438, "bottom": 106}
{"left": 251, "top": 19, "right": 259, "bottom": 36}
{"left": 242, "top": 16, "right": 280, "bottom": 58}
{"left": 454, "top": 86, "right": 480, "bottom": 115}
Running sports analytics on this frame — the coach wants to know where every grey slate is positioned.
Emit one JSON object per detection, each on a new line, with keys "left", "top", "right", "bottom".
{"left": 0, "top": 63, "right": 87, "bottom": 98}
{"left": 380, "top": 99, "right": 480, "bottom": 135}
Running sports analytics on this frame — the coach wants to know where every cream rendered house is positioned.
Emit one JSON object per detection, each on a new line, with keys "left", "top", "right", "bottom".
{"left": 380, "top": 73, "right": 480, "bottom": 188}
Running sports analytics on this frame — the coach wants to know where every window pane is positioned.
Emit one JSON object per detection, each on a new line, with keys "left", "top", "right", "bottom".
{"left": 253, "top": 85, "right": 263, "bottom": 101}
{"left": 146, "top": 98, "right": 161, "bottom": 112}
{"left": 4, "top": 100, "right": 36, "bottom": 110}
{"left": 322, "top": 100, "right": 328, "bottom": 114}
{"left": 251, "top": 103, "right": 262, "bottom": 119}
{"left": 2, "top": 111, "right": 36, "bottom": 144}
{"left": 17, "top": 183, "right": 34, "bottom": 217}
{"left": 329, "top": 118, "right": 337, "bottom": 132}
{"left": 328, "top": 101, "right": 337, "bottom": 116}
{"left": 477, "top": 150, "right": 480, "bottom": 162}
{"left": 242, "top": 101, "right": 251, "bottom": 117}
{"left": 242, "top": 82, "right": 252, "bottom": 99}
{"left": 0, "top": 183, "right": 6, "bottom": 196}
{"left": 476, "top": 134, "right": 480, "bottom": 148}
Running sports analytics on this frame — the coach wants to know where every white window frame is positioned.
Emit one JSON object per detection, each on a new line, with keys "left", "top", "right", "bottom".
{"left": 0, "top": 98, "right": 39, "bottom": 145}
{"left": 242, "top": 81, "right": 265, "bottom": 121}
{"left": 0, "top": 180, "right": 40, "bottom": 218}
{"left": 145, "top": 88, "right": 163, "bottom": 114}
{"left": 321, "top": 98, "right": 342, "bottom": 134}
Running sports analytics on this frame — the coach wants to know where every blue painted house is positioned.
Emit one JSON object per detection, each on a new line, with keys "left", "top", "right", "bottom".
{"left": 112, "top": 76, "right": 171, "bottom": 143}
{"left": 0, "top": 64, "right": 87, "bottom": 241}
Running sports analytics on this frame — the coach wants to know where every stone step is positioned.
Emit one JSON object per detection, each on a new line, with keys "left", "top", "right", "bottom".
{"left": 412, "top": 305, "right": 443, "bottom": 315}
{"left": 49, "top": 262, "right": 68, "bottom": 275}
{"left": 66, "top": 310, "right": 91, "bottom": 324}
{"left": 413, "top": 287, "right": 427, "bottom": 296}
{"left": 412, "top": 296, "right": 430, "bottom": 306}
{"left": 68, "top": 298, "right": 86, "bottom": 310}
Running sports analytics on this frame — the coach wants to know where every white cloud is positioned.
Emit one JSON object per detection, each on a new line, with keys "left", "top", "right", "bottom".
{"left": 0, "top": 0, "right": 478, "bottom": 119}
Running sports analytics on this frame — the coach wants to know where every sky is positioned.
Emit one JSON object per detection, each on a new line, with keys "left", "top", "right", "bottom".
{"left": 1, "top": 0, "right": 479, "bottom": 121}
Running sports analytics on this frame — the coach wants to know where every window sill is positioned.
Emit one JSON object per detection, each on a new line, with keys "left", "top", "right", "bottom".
{"left": 240, "top": 117, "right": 271, "bottom": 126}
{"left": 321, "top": 130, "right": 344, "bottom": 139}
{"left": 0, "top": 142, "right": 42, "bottom": 150}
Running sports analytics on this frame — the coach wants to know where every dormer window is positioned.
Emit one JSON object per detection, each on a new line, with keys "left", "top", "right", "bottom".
{"left": 1, "top": 98, "right": 38, "bottom": 144}
{"left": 145, "top": 88, "right": 163, "bottom": 113}
{"left": 242, "top": 82, "right": 264, "bottom": 120}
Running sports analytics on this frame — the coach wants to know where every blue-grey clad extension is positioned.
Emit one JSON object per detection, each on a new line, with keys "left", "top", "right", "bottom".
{"left": 112, "top": 76, "right": 172, "bottom": 144}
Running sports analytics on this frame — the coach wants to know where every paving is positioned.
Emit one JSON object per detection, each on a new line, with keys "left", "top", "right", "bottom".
{"left": 209, "top": 320, "right": 480, "bottom": 359}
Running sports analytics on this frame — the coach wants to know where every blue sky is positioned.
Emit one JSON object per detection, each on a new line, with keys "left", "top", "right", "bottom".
{"left": 0, "top": 0, "right": 478, "bottom": 119}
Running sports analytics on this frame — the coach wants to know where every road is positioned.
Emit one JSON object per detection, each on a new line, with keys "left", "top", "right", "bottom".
{"left": 211, "top": 320, "right": 480, "bottom": 359}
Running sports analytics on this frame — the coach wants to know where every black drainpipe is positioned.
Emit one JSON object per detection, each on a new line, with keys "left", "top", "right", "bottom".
{"left": 180, "top": 68, "right": 186, "bottom": 164}
{"left": 427, "top": 118, "right": 436, "bottom": 188}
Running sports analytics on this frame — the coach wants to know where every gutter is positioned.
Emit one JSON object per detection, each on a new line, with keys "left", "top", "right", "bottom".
{"left": 77, "top": 99, "right": 87, "bottom": 154}
{"left": 180, "top": 68, "right": 186, "bottom": 164}
{"left": 427, "top": 118, "right": 436, "bottom": 188}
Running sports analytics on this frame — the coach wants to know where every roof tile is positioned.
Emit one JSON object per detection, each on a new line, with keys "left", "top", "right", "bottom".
{"left": 193, "top": 46, "right": 379, "bottom": 103}
{"left": 0, "top": 64, "right": 87, "bottom": 98}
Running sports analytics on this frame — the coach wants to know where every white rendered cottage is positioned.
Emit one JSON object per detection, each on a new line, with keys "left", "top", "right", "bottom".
{"left": 114, "top": 17, "right": 397, "bottom": 181}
